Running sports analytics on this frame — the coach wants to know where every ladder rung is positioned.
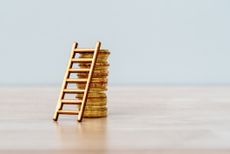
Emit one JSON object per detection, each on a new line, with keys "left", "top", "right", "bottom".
{"left": 53, "top": 41, "right": 102, "bottom": 122}
{"left": 61, "top": 99, "right": 82, "bottom": 104}
{"left": 57, "top": 110, "right": 79, "bottom": 115}
{"left": 66, "top": 78, "right": 88, "bottom": 83}
{"left": 69, "top": 68, "right": 90, "bottom": 73}
{"left": 72, "top": 58, "right": 93, "bottom": 63}
{"left": 63, "top": 89, "right": 85, "bottom": 93}
{"left": 74, "top": 48, "right": 95, "bottom": 53}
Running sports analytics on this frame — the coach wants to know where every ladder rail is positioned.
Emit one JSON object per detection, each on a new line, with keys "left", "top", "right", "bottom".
{"left": 77, "top": 41, "right": 101, "bottom": 122}
{"left": 53, "top": 42, "right": 78, "bottom": 121}
{"left": 53, "top": 41, "right": 101, "bottom": 122}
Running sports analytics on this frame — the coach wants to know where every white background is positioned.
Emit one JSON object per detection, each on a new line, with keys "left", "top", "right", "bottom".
{"left": 0, "top": 0, "right": 230, "bottom": 85}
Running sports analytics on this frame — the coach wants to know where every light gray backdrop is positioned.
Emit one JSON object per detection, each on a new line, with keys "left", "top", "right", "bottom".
{"left": 0, "top": 0, "right": 230, "bottom": 85}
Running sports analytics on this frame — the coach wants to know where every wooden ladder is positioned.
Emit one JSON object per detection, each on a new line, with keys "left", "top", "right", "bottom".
{"left": 53, "top": 41, "right": 101, "bottom": 122}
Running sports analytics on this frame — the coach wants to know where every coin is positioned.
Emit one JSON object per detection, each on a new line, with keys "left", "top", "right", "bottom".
{"left": 76, "top": 92, "right": 107, "bottom": 98}
{"left": 75, "top": 49, "right": 110, "bottom": 118}
{"left": 77, "top": 70, "right": 109, "bottom": 78}
{"left": 83, "top": 110, "right": 107, "bottom": 118}
{"left": 79, "top": 63, "right": 110, "bottom": 70}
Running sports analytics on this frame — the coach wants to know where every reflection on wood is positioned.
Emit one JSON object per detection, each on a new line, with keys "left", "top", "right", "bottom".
{"left": 0, "top": 86, "right": 230, "bottom": 154}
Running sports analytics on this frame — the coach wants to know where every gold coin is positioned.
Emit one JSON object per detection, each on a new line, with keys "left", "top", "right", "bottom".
{"left": 86, "top": 97, "right": 107, "bottom": 103}
{"left": 79, "top": 56, "right": 109, "bottom": 63}
{"left": 76, "top": 92, "right": 107, "bottom": 98}
{"left": 77, "top": 104, "right": 107, "bottom": 109}
{"left": 77, "top": 87, "right": 107, "bottom": 92}
{"left": 83, "top": 110, "right": 107, "bottom": 118}
{"left": 90, "top": 78, "right": 108, "bottom": 83}
{"left": 77, "top": 74, "right": 108, "bottom": 78}
{"left": 79, "top": 62, "right": 109, "bottom": 67}
{"left": 77, "top": 70, "right": 109, "bottom": 77}
{"left": 79, "top": 49, "right": 110, "bottom": 57}
{"left": 74, "top": 49, "right": 110, "bottom": 118}
{"left": 83, "top": 98, "right": 107, "bottom": 106}
{"left": 85, "top": 102, "right": 107, "bottom": 106}
{"left": 79, "top": 66, "right": 109, "bottom": 71}
{"left": 77, "top": 103, "right": 106, "bottom": 109}
{"left": 77, "top": 101, "right": 107, "bottom": 109}
{"left": 77, "top": 82, "right": 108, "bottom": 88}
{"left": 80, "top": 53, "right": 110, "bottom": 57}
{"left": 77, "top": 82, "right": 108, "bottom": 91}
{"left": 84, "top": 106, "right": 107, "bottom": 111}
{"left": 77, "top": 98, "right": 107, "bottom": 105}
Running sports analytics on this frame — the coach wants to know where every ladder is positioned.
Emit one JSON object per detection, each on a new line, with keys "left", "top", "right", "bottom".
{"left": 53, "top": 41, "right": 101, "bottom": 122}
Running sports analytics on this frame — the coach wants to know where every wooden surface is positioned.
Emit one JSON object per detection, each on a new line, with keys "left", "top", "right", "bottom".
{"left": 0, "top": 86, "right": 230, "bottom": 154}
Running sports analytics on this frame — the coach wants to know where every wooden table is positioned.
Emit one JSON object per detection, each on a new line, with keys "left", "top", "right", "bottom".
{"left": 0, "top": 86, "right": 230, "bottom": 154}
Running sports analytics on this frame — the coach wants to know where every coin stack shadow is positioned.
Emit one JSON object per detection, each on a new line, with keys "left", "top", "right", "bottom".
{"left": 76, "top": 49, "right": 110, "bottom": 118}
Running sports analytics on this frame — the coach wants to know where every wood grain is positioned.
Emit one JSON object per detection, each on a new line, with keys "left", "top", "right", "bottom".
{"left": 0, "top": 86, "right": 230, "bottom": 153}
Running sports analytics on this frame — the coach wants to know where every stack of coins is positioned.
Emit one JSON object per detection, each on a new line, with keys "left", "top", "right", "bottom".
{"left": 76, "top": 49, "right": 110, "bottom": 118}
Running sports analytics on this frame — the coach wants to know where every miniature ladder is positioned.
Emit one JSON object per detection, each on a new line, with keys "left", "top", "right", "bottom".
{"left": 53, "top": 41, "right": 101, "bottom": 122}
